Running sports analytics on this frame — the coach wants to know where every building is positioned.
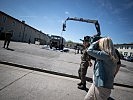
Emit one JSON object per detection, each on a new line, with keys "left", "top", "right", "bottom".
{"left": 115, "top": 43, "right": 133, "bottom": 57}
{"left": 65, "top": 40, "right": 78, "bottom": 49}
{"left": 0, "top": 11, "right": 50, "bottom": 45}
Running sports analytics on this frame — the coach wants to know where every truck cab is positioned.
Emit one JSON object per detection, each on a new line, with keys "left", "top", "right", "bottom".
{"left": 50, "top": 35, "right": 65, "bottom": 50}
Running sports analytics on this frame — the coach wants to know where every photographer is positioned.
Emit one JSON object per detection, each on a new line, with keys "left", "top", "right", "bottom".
{"left": 84, "top": 37, "right": 119, "bottom": 100}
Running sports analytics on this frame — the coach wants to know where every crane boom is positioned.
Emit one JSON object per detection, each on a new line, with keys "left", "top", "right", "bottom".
{"left": 63, "top": 17, "right": 101, "bottom": 36}
{"left": 66, "top": 17, "right": 97, "bottom": 24}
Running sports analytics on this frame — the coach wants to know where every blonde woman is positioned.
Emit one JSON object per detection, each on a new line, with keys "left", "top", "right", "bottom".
{"left": 84, "top": 37, "right": 118, "bottom": 100}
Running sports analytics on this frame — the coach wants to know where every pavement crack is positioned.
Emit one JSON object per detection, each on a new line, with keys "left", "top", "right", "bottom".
{"left": 0, "top": 71, "right": 34, "bottom": 91}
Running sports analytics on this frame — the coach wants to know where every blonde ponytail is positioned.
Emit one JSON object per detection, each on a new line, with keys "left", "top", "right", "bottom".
{"left": 98, "top": 37, "right": 119, "bottom": 63}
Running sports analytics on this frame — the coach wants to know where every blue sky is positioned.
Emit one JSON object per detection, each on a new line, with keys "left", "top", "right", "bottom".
{"left": 0, "top": 0, "right": 133, "bottom": 44}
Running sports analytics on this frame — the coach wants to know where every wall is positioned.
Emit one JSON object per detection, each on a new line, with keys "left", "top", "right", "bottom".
{"left": 0, "top": 11, "right": 50, "bottom": 45}
{"left": 115, "top": 44, "right": 133, "bottom": 57}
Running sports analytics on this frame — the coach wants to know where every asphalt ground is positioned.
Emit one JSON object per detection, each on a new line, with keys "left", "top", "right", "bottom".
{"left": 0, "top": 64, "right": 133, "bottom": 100}
{"left": 0, "top": 40, "right": 133, "bottom": 87}
{"left": 0, "top": 40, "right": 133, "bottom": 100}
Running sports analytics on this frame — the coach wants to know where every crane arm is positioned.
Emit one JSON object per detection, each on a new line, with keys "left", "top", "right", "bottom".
{"left": 63, "top": 17, "right": 101, "bottom": 36}
{"left": 66, "top": 17, "right": 97, "bottom": 24}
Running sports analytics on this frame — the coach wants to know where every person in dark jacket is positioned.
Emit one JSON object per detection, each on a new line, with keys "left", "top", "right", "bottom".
{"left": 3, "top": 31, "right": 13, "bottom": 49}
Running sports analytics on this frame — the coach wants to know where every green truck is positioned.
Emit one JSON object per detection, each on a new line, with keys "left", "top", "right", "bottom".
{"left": 50, "top": 35, "right": 66, "bottom": 50}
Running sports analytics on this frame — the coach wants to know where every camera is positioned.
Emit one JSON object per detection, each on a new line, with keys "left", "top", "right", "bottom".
{"left": 90, "top": 35, "right": 102, "bottom": 43}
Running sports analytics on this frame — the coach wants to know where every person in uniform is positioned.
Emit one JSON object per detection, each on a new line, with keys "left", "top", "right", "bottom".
{"left": 78, "top": 36, "right": 92, "bottom": 90}
{"left": 3, "top": 31, "right": 13, "bottom": 49}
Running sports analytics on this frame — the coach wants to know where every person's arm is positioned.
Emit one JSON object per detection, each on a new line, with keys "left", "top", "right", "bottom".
{"left": 87, "top": 41, "right": 110, "bottom": 61}
{"left": 114, "top": 64, "right": 121, "bottom": 77}
{"left": 114, "top": 49, "right": 121, "bottom": 77}
{"left": 87, "top": 54, "right": 92, "bottom": 67}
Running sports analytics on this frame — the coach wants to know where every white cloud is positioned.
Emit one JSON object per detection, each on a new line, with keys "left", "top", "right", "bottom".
{"left": 65, "top": 11, "right": 69, "bottom": 15}
{"left": 20, "top": 15, "right": 37, "bottom": 18}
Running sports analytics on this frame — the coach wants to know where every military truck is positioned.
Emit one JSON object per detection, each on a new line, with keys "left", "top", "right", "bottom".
{"left": 50, "top": 35, "right": 65, "bottom": 50}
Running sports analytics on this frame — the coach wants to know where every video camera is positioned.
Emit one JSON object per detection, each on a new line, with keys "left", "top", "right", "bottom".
{"left": 86, "top": 34, "right": 102, "bottom": 44}
{"left": 91, "top": 35, "right": 102, "bottom": 43}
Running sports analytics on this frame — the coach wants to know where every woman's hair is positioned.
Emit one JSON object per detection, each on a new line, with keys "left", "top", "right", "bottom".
{"left": 98, "top": 37, "right": 118, "bottom": 62}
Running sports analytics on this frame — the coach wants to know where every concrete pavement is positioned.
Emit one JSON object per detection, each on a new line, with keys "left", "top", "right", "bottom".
{"left": 0, "top": 40, "right": 133, "bottom": 100}
{"left": 0, "top": 64, "right": 87, "bottom": 100}
{"left": 0, "top": 40, "right": 133, "bottom": 86}
{"left": 0, "top": 64, "right": 133, "bottom": 100}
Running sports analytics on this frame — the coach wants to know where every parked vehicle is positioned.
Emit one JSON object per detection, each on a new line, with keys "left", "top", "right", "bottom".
{"left": 50, "top": 35, "right": 66, "bottom": 50}
{"left": 124, "top": 56, "right": 133, "bottom": 62}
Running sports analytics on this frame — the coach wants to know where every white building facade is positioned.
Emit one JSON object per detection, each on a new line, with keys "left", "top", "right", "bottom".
{"left": 115, "top": 44, "right": 133, "bottom": 57}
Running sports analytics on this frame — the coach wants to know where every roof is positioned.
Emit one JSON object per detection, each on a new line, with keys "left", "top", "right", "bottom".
{"left": 0, "top": 11, "right": 46, "bottom": 35}
{"left": 114, "top": 43, "right": 133, "bottom": 46}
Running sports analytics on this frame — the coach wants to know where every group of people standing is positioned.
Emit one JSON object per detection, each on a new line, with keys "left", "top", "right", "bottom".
{"left": 78, "top": 36, "right": 121, "bottom": 100}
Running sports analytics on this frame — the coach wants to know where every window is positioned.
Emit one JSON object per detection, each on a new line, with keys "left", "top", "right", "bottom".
{"left": 131, "top": 46, "right": 133, "bottom": 49}
{"left": 125, "top": 46, "right": 129, "bottom": 49}
{"left": 124, "top": 52, "right": 128, "bottom": 56}
{"left": 120, "top": 46, "right": 123, "bottom": 49}
{"left": 130, "top": 52, "right": 133, "bottom": 57}
{"left": 2, "top": 16, "right": 7, "bottom": 23}
{"left": 12, "top": 21, "right": 16, "bottom": 26}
